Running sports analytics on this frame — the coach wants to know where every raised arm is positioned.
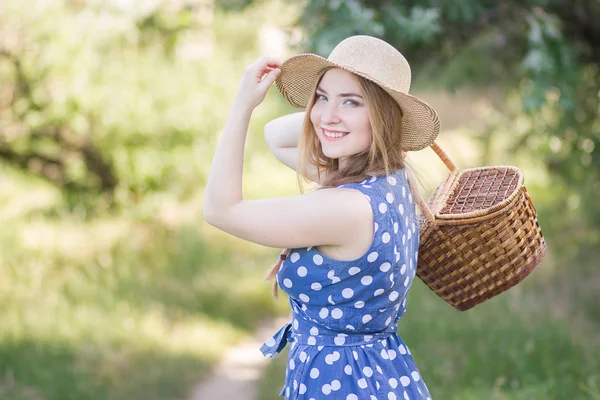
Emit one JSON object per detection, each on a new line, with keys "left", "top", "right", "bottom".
{"left": 264, "top": 112, "right": 320, "bottom": 182}
{"left": 203, "top": 58, "right": 371, "bottom": 250}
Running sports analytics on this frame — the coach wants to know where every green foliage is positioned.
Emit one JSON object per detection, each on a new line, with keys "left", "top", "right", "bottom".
{"left": 293, "top": 0, "right": 600, "bottom": 234}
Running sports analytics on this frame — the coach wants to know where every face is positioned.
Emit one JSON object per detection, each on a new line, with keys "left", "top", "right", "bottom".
{"left": 309, "top": 68, "right": 372, "bottom": 164}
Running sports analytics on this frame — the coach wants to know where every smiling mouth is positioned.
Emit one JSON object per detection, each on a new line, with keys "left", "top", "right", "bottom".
{"left": 322, "top": 128, "right": 349, "bottom": 139}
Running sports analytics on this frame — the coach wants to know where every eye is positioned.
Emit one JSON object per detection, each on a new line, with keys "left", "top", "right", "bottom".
{"left": 316, "top": 93, "right": 327, "bottom": 101}
{"left": 344, "top": 99, "right": 359, "bottom": 106}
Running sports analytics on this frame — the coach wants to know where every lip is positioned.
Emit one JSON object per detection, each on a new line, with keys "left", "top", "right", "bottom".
{"left": 321, "top": 128, "right": 349, "bottom": 142}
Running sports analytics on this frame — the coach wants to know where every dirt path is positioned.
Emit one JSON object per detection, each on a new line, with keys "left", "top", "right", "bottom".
{"left": 189, "top": 317, "right": 288, "bottom": 400}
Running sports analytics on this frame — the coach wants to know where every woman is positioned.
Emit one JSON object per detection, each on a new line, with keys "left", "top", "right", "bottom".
{"left": 204, "top": 35, "right": 440, "bottom": 400}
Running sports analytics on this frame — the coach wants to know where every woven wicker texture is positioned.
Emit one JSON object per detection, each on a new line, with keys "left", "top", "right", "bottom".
{"left": 275, "top": 35, "right": 440, "bottom": 151}
{"left": 417, "top": 145, "right": 547, "bottom": 311}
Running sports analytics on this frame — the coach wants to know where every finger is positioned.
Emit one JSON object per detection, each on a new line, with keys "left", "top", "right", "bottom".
{"left": 258, "top": 67, "right": 281, "bottom": 88}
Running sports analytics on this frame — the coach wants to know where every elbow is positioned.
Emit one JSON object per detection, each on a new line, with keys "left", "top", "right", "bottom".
{"left": 202, "top": 199, "right": 222, "bottom": 227}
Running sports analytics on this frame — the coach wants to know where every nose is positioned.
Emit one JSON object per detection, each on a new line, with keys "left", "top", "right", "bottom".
{"left": 320, "top": 102, "right": 341, "bottom": 125}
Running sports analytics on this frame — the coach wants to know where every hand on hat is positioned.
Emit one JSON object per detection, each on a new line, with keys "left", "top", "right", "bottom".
{"left": 234, "top": 57, "right": 282, "bottom": 110}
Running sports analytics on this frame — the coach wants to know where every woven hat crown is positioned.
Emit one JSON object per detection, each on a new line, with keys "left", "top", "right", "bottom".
{"left": 328, "top": 36, "right": 412, "bottom": 94}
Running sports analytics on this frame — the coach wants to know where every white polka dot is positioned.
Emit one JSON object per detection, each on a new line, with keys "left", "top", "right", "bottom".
{"left": 325, "top": 351, "right": 340, "bottom": 364}
{"left": 319, "top": 308, "right": 329, "bottom": 318}
{"left": 381, "top": 349, "right": 389, "bottom": 359}
{"left": 310, "top": 368, "right": 320, "bottom": 378}
{"left": 361, "top": 276, "right": 373, "bottom": 285}
{"left": 380, "top": 262, "right": 391, "bottom": 272}
{"left": 374, "top": 222, "right": 379, "bottom": 232}
{"left": 299, "top": 351, "right": 307, "bottom": 362}
{"left": 402, "top": 187, "right": 406, "bottom": 197}
{"left": 313, "top": 254, "right": 323, "bottom": 265}
{"left": 331, "top": 380, "right": 341, "bottom": 391}
{"left": 400, "top": 264, "right": 407, "bottom": 274}
{"left": 394, "top": 222, "right": 399, "bottom": 233}
{"left": 342, "top": 288, "right": 354, "bottom": 298}
{"left": 283, "top": 278, "right": 292, "bottom": 288}
{"left": 362, "top": 314, "right": 372, "bottom": 324}
{"left": 409, "top": 193, "right": 413, "bottom": 203}
{"left": 328, "top": 295, "right": 335, "bottom": 305}
{"left": 374, "top": 289, "right": 384, "bottom": 296}
{"left": 387, "top": 349, "right": 397, "bottom": 360}
{"left": 310, "top": 327, "right": 319, "bottom": 335}
{"left": 289, "top": 359, "right": 295, "bottom": 370}
{"left": 400, "top": 376, "right": 411, "bottom": 386}
{"left": 367, "top": 252, "right": 379, "bottom": 262}
{"left": 353, "top": 350, "right": 359, "bottom": 360}
{"left": 387, "top": 176, "right": 397, "bottom": 185}
{"left": 364, "top": 335, "right": 373, "bottom": 341}
{"left": 311, "top": 282, "right": 322, "bottom": 290}
{"left": 389, "top": 378, "right": 398, "bottom": 388}
{"left": 346, "top": 324, "right": 355, "bottom": 330}
{"left": 363, "top": 366, "right": 373, "bottom": 377}
{"left": 388, "top": 392, "right": 397, "bottom": 400}
{"left": 389, "top": 291, "right": 399, "bottom": 301}
{"left": 399, "top": 344, "right": 407, "bottom": 354}
{"left": 376, "top": 365, "right": 383, "bottom": 374}
{"left": 404, "top": 393, "right": 410, "bottom": 400}
{"left": 385, "top": 316, "right": 392, "bottom": 325}
{"left": 297, "top": 266, "right": 307, "bottom": 277}
{"left": 290, "top": 252, "right": 300, "bottom": 262}
{"left": 354, "top": 301, "right": 365, "bottom": 309}
{"left": 322, "top": 384, "right": 331, "bottom": 395}
{"left": 358, "top": 378, "right": 368, "bottom": 389}
{"left": 293, "top": 319, "right": 299, "bottom": 330}
{"left": 399, "top": 203, "right": 404, "bottom": 215}
{"left": 299, "top": 293, "right": 310, "bottom": 302}
{"left": 265, "top": 337, "right": 275, "bottom": 347}
{"left": 407, "top": 229, "right": 412, "bottom": 240}
{"left": 379, "top": 203, "right": 388, "bottom": 213}
{"left": 382, "top": 232, "right": 391, "bottom": 243}
{"left": 331, "top": 308, "right": 343, "bottom": 319}
{"left": 347, "top": 395, "right": 359, "bottom": 400}
{"left": 308, "top": 336, "right": 316, "bottom": 345}
{"left": 386, "top": 192, "right": 394, "bottom": 203}
{"left": 299, "top": 384, "right": 307, "bottom": 394}
{"left": 411, "top": 371, "right": 421, "bottom": 381}
{"left": 344, "top": 365, "right": 352, "bottom": 375}
{"left": 349, "top": 266, "right": 361, "bottom": 275}
{"left": 334, "top": 335, "right": 346, "bottom": 345}
{"left": 404, "top": 276, "right": 410, "bottom": 287}
{"left": 376, "top": 381, "right": 380, "bottom": 390}
{"left": 371, "top": 396, "right": 378, "bottom": 400}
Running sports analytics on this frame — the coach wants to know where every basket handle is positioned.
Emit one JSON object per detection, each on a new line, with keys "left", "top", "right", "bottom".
{"left": 418, "top": 141, "right": 459, "bottom": 222}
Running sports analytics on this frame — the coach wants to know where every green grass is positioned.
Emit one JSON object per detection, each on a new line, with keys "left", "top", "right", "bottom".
{"left": 257, "top": 266, "right": 600, "bottom": 400}
{"left": 0, "top": 188, "right": 290, "bottom": 400}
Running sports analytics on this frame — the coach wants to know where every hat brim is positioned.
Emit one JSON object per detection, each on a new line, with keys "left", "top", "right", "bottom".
{"left": 275, "top": 54, "right": 440, "bottom": 151}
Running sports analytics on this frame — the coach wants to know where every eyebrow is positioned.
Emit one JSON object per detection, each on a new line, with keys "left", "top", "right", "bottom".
{"left": 316, "top": 86, "right": 364, "bottom": 99}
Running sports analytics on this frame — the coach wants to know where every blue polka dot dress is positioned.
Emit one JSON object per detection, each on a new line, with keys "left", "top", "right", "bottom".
{"left": 260, "top": 169, "right": 432, "bottom": 400}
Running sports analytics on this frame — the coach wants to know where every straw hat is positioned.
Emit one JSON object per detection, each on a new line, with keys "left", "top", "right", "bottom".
{"left": 275, "top": 35, "right": 440, "bottom": 151}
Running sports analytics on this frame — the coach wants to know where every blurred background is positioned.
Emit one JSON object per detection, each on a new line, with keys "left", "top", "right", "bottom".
{"left": 0, "top": 0, "right": 598, "bottom": 399}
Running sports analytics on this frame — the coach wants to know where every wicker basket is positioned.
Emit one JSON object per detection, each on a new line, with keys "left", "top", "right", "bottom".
{"left": 416, "top": 142, "right": 547, "bottom": 311}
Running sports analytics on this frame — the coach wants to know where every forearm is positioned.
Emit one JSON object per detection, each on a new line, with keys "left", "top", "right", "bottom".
{"left": 204, "top": 100, "right": 253, "bottom": 220}
{"left": 264, "top": 112, "right": 305, "bottom": 150}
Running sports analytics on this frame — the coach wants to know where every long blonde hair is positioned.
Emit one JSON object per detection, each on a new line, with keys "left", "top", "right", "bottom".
{"left": 265, "top": 68, "right": 423, "bottom": 297}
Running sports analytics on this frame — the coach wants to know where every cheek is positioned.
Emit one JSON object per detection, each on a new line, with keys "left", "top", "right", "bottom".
{"left": 309, "top": 105, "right": 320, "bottom": 126}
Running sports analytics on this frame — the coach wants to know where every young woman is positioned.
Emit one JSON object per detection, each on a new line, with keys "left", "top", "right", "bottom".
{"left": 204, "top": 35, "right": 440, "bottom": 400}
